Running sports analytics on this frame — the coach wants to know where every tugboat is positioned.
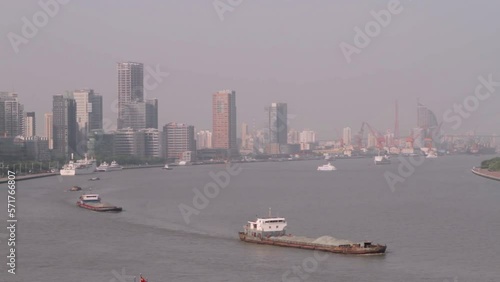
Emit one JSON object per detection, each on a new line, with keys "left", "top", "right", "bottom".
{"left": 69, "top": 186, "right": 82, "bottom": 191}
{"left": 238, "top": 211, "right": 386, "bottom": 255}
{"left": 77, "top": 194, "right": 122, "bottom": 212}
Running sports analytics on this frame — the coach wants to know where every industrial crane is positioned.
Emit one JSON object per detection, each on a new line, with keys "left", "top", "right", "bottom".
{"left": 354, "top": 122, "right": 386, "bottom": 150}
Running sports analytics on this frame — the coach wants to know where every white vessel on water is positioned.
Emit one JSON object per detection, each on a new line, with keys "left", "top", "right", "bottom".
{"left": 374, "top": 155, "right": 391, "bottom": 165}
{"left": 426, "top": 151, "right": 438, "bottom": 158}
{"left": 97, "top": 161, "right": 123, "bottom": 172}
{"left": 60, "top": 155, "right": 97, "bottom": 176}
{"left": 317, "top": 162, "right": 336, "bottom": 171}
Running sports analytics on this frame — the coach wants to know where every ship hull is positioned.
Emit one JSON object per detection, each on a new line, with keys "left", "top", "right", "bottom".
{"left": 238, "top": 232, "right": 386, "bottom": 255}
{"left": 77, "top": 202, "right": 122, "bottom": 212}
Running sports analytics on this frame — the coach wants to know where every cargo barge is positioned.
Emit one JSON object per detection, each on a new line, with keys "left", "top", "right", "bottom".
{"left": 238, "top": 213, "right": 386, "bottom": 255}
{"left": 77, "top": 194, "right": 122, "bottom": 212}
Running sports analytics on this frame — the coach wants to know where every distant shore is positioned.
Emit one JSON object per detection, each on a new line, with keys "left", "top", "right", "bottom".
{"left": 0, "top": 172, "right": 58, "bottom": 184}
{"left": 471, "top": 167, "right": 500, "bottom": 181}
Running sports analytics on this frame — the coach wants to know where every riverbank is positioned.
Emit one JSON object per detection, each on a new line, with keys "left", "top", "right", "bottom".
{"left": 0, "top": 172, "right": 58, "bottom": 184}
{"left": 471, "top": 167, "right": 500, "bottom": 181}
{"left": 0, "top": 165, "right": 168, "bottom": 184}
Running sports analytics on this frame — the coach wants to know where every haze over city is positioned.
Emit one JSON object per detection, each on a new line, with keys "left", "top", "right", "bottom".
{"left": 2, "top": 0, "right": 500, "bottom": 139}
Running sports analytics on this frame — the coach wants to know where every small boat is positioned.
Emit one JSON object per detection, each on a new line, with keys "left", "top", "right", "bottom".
{"left": 88, "top": 177, "right": 100, "bottom": 181}
{"left": 426, "top": 151, "right": 438, "bottom": 158}
{"left": 77, "top": 194, "right": 122, "bottom": 212}
{"left": 69, "top": 186, "right": 82, "bottom": 191}
{"left": 238, "top": 212, "right": 386, "bottom": 255}
{"left": 96, "top": 161, "right": 109, "bottom": 172}
{"left": 163, "top": 164, "right": 173, "bottom": 170}
{"left": 317, "top": 162, "right": 336, "bottom": 171}
{"left": 374, "top": 155, "right": 391, "bottom": 165}
{"left": 97, "top": 160, "right": 123, "bottom": 172}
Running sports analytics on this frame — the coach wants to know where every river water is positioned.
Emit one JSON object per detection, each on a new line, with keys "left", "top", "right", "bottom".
{"left": 0, "top": 155, "right": 499, "bottom": 282}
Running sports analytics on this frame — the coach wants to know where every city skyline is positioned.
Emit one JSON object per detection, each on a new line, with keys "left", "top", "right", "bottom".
{"left": 3, "top": 2, "right": 500, "bottom": 139}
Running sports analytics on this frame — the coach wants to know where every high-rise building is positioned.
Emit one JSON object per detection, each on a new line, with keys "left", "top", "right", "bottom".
{"left": 25, "top": 112, "right": 36, "bottom": 138}
{"left": 343, "top": 127, "right": 352, "bottom": 146}
{"left": 45, "top": 112, "right": 53, "bottom": 149}
{"left": 269, "top": 102, "right": 288, "bottom": 145}
{"left": 367, "top": 132, "right": 376, "bottom": 148}
{"left": 113, "top": 128, "right": 145, "bottom": 158}
{"left": 299, "top": 130, "right": 316, "bottom": 143}
{"left": 417, "top": 102, "right": 438, "bottom": 129}
{"left": 73, "top": 89, "right": 103, "bottom": 144}
{"left": 288, "top": 129, "right": 300, "bottom": 144}
{"left": 146, "top": 98, "right": 158, "bottom": 129}
{"left": 25, "top": 136, "right": 50, "bottom": 161}
{"left": 212, "top": 90, "right": 237, "bottom": 156}
{"left": 142, "top": 128, "right": 162, "bottom": 158}
{"left": 163, "top": 122, "right": 196, "bottom": 161}
{"left": 120, "top": 101, "right": 146, "bottom": 130}
{"left": 241, "top": 123, "right": 249, "bottom": 149}
{"left": 0, "top": 92, "right": 24, "bottom": 137}
{"left": 53, "top": 94, "right": 77, "bottom": 157}
{"left": 117, "top": 62, "right": 144, "bottom": 129}
{"left": 196, "top": 130, "right": 213, "bottom": 149}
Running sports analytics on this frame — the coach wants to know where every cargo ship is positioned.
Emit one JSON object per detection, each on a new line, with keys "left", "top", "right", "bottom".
{"left": 77, "top": 194, "right": 122, "bottom": 212}
{"left": 238, "top": 213, "right": 386, "bottom": 255}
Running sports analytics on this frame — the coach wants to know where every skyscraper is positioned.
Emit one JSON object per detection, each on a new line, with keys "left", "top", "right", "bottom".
{"left": 0, "top": 92, "right": 24, "bottom": 137}
{"left": 142, "top": 128, "right": 161, "bottom": 158}
{"left": 25, "top": 112, "right": 36, "bottom": 138}
{"left": 196, "top": 130, "right": 213, "bottom": 149}
{"left": 45, "top": 112, "right": 53, "bottom": 149}
{"left": 117, "top": 62, "right": 144, "bottom": 129}
{"left": 241, "top": 123, "right": 249, "bottom": 149}
{"left": 417, "top": 102, "right": 438, "bottom": 129}
{"left": 343, "top": 127, "right": 352, "bottom": 146}
{"left": 146, "top": 98, "right": 158, "bottom": 129}
{"left": 53, "top": 95, "right": 77, "bottom": 157}
{"left": 299, "top": 130, "right": 317, "bottom": 143}
{"left": 269, "top": 102, "right": 288, "bottom": 145}
{"left": 73, "top": 89, "right": 103, "bottom": 143}
{"left": 163, "top": 122, "right": 196, "bottom": 161}
{"left": 212, "top": 90, "right": 237, "bottom": 156}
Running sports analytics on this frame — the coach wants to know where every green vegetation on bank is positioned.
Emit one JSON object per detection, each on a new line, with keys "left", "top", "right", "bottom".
{"left": 480, "top": 157, "right": 500, "bottom": 171}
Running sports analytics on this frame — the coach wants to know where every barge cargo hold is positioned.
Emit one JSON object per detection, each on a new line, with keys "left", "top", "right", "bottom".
{"left": 239, "top": 213, "right": 386, "bottom": 255}
{"left": 77, "top": 194, "right": 122, "bottom": 212}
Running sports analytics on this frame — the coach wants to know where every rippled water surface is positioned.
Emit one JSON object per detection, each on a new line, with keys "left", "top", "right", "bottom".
{"left": 1, "top": 155, "right": 499, "bottom": 281}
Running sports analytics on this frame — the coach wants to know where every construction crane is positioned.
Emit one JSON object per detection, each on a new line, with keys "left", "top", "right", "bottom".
{"left": 354, "top": 122, "right": 385, "bottom": 150}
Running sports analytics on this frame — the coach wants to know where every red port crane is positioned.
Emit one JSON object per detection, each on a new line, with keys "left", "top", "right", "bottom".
{"left": 354, "top": 122, "right": 386, "bottom": 150}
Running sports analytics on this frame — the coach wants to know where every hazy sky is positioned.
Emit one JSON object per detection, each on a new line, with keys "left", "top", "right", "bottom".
{"left": 2, "top": 0, "right": 500, "bottom": 139}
